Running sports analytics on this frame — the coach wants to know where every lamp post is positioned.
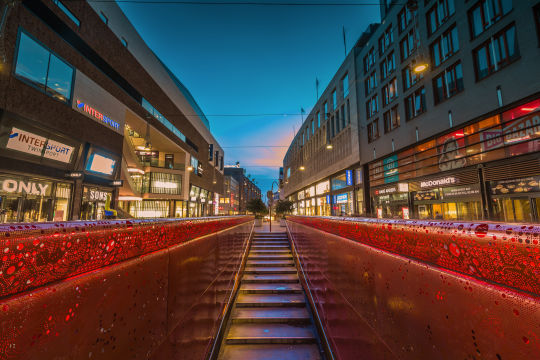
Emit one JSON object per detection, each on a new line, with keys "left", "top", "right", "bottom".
{"left": 268, "top": 180, "right": 279, "bottom": 233}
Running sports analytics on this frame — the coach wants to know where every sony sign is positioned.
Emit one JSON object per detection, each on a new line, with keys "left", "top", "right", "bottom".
{"left": 1, "top": 179, "right": 50, "bottom": 196}
{"left": 420, "top": 176, "right": 457, "bottom": 188}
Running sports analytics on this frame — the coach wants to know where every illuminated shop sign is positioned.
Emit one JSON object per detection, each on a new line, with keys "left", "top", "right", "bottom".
{"left": 503, "top": 112, "right": 540, "bottom": 144}
{"left": 85, "top": 152, "right": 116, "bottom": 176}
{"left": 374, "top": 183, "right": 408, "bottom": 195}
{"left": 153, "top": 181, "right": 178, "bottom": 189}
{"left": 383, "top": 155, "right": 399, "bottom": 183}
{"left": 326, "top": 195, "right": 331, "bottom": 203}
{"left": 420, "top": 176, "right": 458, "bottom": 188}
{"left": 346, "top": 170, "right": 353, "bottom": 186}
{"left": 6, "top": 127, "right": 74, "bottom": 163}
{"left": 491, "top": 177, "right": 540, "bottom": 195}
{"left": 0, "top": 177, "right": 51, "bottom": 196}
{"left": 76, "top": 100, "right": 120, "bottom": 131}
{"left": 83, "top": 188, "right": 109, "bottom": 202}
{"left": 335, "top": 193, "right": 348, "bottom": 204}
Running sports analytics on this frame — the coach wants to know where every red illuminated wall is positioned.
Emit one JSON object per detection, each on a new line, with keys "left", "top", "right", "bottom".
{"left": 0, "top": 217, "right": 252, "bottom": 360}
{"left": 287, "top": 216, "right": 540, "bottom": 360}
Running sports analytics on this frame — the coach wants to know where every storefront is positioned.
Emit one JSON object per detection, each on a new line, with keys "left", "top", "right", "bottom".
{"left": 0, "top": 174, "right": 72, "bottom": 223}
{"left": 367, "top": 97, "right": 540, "bottom": 222}
{"left": 333, "top": 191, "right": 354, "bottom": 216}
{"left": 371, "top": 183, "right": 409, "bottom": 219}
{"left": 80, "top": 186, "right": 114, "bottom": 220}
{"left": 330, "top": 170, "right": 355, "bottom": 216}
{"left": 409, "top": 171, "right": 482, "bottom": 221}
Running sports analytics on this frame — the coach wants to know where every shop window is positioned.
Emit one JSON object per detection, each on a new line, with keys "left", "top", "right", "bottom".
{"left": 426, "top": 0, "right": 455, "bottom": 36}
{"left": 473, "top": 23, "right": 519, "bottom": 81}
{"left": 402, "top": 64, "right": 424, "bottom": 90}
{"left": 468, "top": 0, "right": 512, "bottom": 38}
{"left": 405, "top": 86, "right": 426, "bottom": 121}
{"left": 430, "top": 24, "right": 459, "bottom": 68}
{"left": 379, "top": 25, "right": 394, "bottom": 56}
{"left": 367, "top": 119, "right": 380, "bottom": 143}
{"left": 397, "top": 5, "right": 414, "bottom": 34}
{"left": 384, "top": 105, "right": 400, "bottom": 133}
{"left": 400, "top": 29, "right": 416, "bottom": 62}
{"left": 14, "top": 31, "right": 74, "bottom": 103}
{"left": 52, "top": 0, "right": 80, "bottom": 27}
{"left": 129, "top": 200, "right": 169, "bottom": 218}
{"left": 382, "top": 77, "right": 398, "bottom": 106}
{"left": 433, "top": 61, "right": 464, "bottom": 104}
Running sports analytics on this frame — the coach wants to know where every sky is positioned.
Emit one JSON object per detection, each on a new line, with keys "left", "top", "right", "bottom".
{"left": 118, "top": 0, "right": 381, "bottom": 200}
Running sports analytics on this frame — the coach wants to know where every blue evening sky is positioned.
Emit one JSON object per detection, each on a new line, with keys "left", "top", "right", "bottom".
{"left": 118, "top": 1, "right": 381, "bottom": 200}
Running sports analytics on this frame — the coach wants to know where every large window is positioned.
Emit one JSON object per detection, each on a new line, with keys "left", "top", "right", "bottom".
{"left": 379, "top": 25, "right": 394, "bottom": 55}
{"left": 53, "top": 0, "right": 80, "bottom": 27}
{"left": 317, "top": 112, "right": 321, "bottom": 127}
{"left": 473, "top": 23, "right": 518, "bottom": 80}
{"left": 311, "top": 119, "right": 315, "bottom": 135}
{"left": 342, "top": 74, "right": 349, "bottom": 97}
{"left": 382, "top": 78, "right": 398, "bottom": 107}
{"left": 398, "top": 5, "right": 414, "bottom": 34}
{"left": 380, "top": 51, "right": 396, "bottom": 80}
{"left": 405, "top": 86, "right": 426, "bottom": 121}
{"left": 363, "top": 47, "right": 376, "bottom": 73}
{"left": 332, "top": 89, "right": 337, "bottom": 110}
{"left": 367, "top": 119, "right": 380, "bottom": 143}
{"left": 430, "top": 24, "right": 459, "bottom": 68}
{"left": 426, "top": 0, "right": 455, "bottom": 36}
{"left": 433, "top": 61, "right": 464, "bottom": 104}
{"left": 144, "top": 172, "right": 182, "bottom": 195}
{"left": 324, "top": 102, "right": 328, "bottom": 119}
{"left": 468, "top": 0, "right": 512, "bottom": 38}
{"left": 384, "top": 105, "right": 400, "bottom": 133}
{"left": 14, "top": 31, "right": 74, "bottom": 103}
{"left": 400, "top": 29, "right": 416, "bottom": 61}
{"left": 364, "top": 71, "right": 378, "bottom": 96}
{"left": 402, "top": 64, "right": 424, "bottom": 90}
{"left": 366, "top": 95, "right": 379, "bottom": 119}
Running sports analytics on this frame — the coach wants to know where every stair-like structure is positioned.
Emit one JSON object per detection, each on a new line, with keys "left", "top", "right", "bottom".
{"left": 217, "top": 232, "right": 324, "bottom": 359}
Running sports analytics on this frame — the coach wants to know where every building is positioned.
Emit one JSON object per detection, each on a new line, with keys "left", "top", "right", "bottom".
{"left": 219, "top": 175, "right": 240, "bottom": 215}
{"left": 224, "top": 167, "right": 262, "bottom": 213}
{"left": 0, "top": 0, "right": 224, "bottom": 223}
{"left": 283, "top": 0, "right": 540, "bottom": 223}
{"left": 282, "top": 25, "right": 377, "bottom": 217}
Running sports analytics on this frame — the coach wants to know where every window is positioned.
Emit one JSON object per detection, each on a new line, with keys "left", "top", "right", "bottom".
{"left": 367, "top": 119, "right": 380, "bottom": 143}
{"left": 346, "top": 99, "right": 350, "bottom": 125}
{"left": 380, "top": 51, "right": 395, "bottom": 80}
{"left": 142, "top": 98, "right": 187, "bottom": 143}
{"left": 468, "top": 0, "right": 512, "bottom": 38}
{"left": 14, "top": 31, "right": 74, "bottom": 103}
{"left": 473, "top": 23, "right": 518, "bottom": 80}
{"left": 398, "top": 5, "right": 414, "bottom": 33}
{"left": 430, "top": 24, "right": 459, "bottom": 68}
{"left": 535, "top": 3, "right": 540, "bottom": 47}
{"left": 99, "top": 11, "right": 108, "bottom": 24}
{"left": 52, "top": 0, "right": 80, "bottom": 27}
{"left": 433, "top": 61, "right": 464, "bottom": 104}
{"left": 426, "top": 0, "right": 455, "bottom": 36}
{"left": 366, "top": 95, "right": 379, "bottom": 119}
{"left": 378, "top": 25, "right": 394, "bottom": 55}
{"left": 405, "top": 86, "right": 426, "bottom": 120}
{"left": 400, "top": 29, "right": 416, "bottom": 61}
{"left": 324, "top": 102, "right": 328, "bottom": 119}
{"left": 317, "top": 112, "right": 321, "bottom": 127}
{"left": 342, "top": 74, "right": 349, "bottom": 97}
{"left": 341, "top": 104, "right": 346, "bottom": 128}
{"left": 121, "top": 37, "right": 128, "bottom": 47}
{"left": 363, "top": 47, "right": 376, "bottom": 73}
{"left": 364, "top": 71, "right": 377, "bottom": 96}
{"left": 402, "top": 64, "right": 424, "bottom": 90}
{"left": 382, "top": 78, "right": 398, "bottom": 106}
{"left": 311, "top": 119, "right": 315, "bottom": 135}
{"left": 383, "top": 105, "right": 400, "bottom": 133}
{"left": 332, "top": 89, "right": 337, "bottom": 110}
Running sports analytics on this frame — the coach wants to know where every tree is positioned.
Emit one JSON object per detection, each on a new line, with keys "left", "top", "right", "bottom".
{"left": 275, "top": 200, "right": 294, "bottom": 218}
{"left": 246, "top": 198, "right": 267, "bottom": 218}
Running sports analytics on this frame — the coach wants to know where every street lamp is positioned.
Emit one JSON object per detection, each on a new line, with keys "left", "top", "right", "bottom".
{"left": 326, "top": 143, "right": 333, "bottom": 150}
{"left": 299, "top": 165, "right": 305, "bottom": 171}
